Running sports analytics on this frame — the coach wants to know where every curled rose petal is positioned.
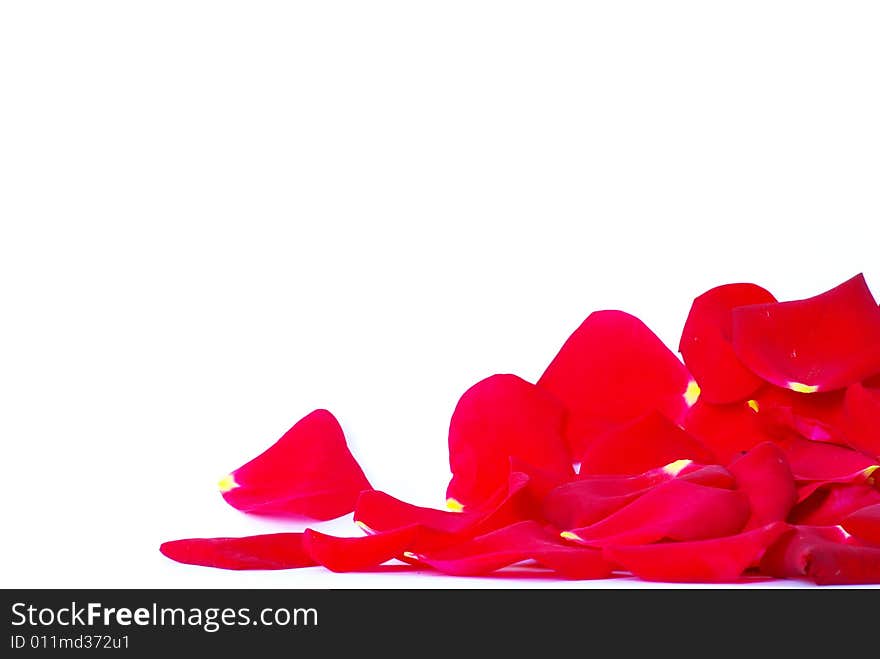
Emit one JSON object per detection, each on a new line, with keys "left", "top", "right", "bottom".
{"left": 682, "top": 398, "right": 773, "bottom": 465}
{"left": 728, "top": 442, "right": 797, "bottom": 529}
{"left": 301, "top": 526, "right": 419, "bottom": 573}
{"left": 679, "top": 283, "right": 777, "bottom": 404}
{"left": 604, "top": 522, "right": 789, "bottom": 583}
{"left": 159, "top": 533, "right": 316, "bottom": 570}
{"left": 355, "top": 491, "right": 474, "bottom": 536}
{"left": 414, "top": 521, "right": 612, "bottom": 579}
{"left": 760, "top": 526, "right": 880, "bottom": 585}
{"left": 675, "top": 464, "right": 738, "bottom": 489}
{"left": 356, "top": 471, "right": 533, "bottom": 540}
{"left": 578, "top": 411, "right": 714, "bottom": 476}
{"left": 760, "top": 407, "right": 844, "bottom": 445}
{"left": 543, "top": 485, "right": 642, "bottom": 531}
{"left": 842, "top": 503, "right": 880, "bottom": 546}
{"left": 538, "top": 310, "right": 694, "bottom": 457}
{"left": 844, "top": 378, "right": 880, "bottom": 459}
{"left": 796, "top": 465, "right": 879, "bottom": 502}
{"left": 219, "top": 409, "right": 372, "bottom": 520}
{"left": 731, "top": 274, "right": 880, "bottom": 393}
{"left": 576, "top": 461, "right": 733, "bottom": 494}
{"left": 789, "top": 484, "right": 880, "bottom": 526}
{"left": 446, "top": 374, "right": 573, "bottom": 509}
{"left": 508, "top": 457, "right": 569, "bottom": 503}
{"left": 755, "top": 386, "right": 848, "bottom": 445}
{"left": 543, "top": 461, "right": 733, "bottom": 529}
{"left": 561, "top": 480, "right": 750, "bottom": 547}
{"left": 778, "top": 436, "right": 878, "bottom": 484}
{"left": 687, "top": 387, "right": 848, "bottom": 465}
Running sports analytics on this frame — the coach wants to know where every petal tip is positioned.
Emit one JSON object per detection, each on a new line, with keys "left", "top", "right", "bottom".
{"left": 445, "top": 498, "right": 464, "bottom": 513}
{"left": 559, "top": 531, "right": 582, "bottom": 543}
{"left": 787, "top": 381, "right": 819, "bottom": 394}
{"left": 217, "top": 474, "right": 238, "bottom": 493}
{"left": 683, "top": 380, "right": 701, "bottom": 407}
{"left": 662, "top": 458, "right": 693, "bottom": 477}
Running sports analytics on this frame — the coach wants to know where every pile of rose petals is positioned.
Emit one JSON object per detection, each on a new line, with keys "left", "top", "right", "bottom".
{"left": 161, "top": 274, "right": 880, "bottom": 584}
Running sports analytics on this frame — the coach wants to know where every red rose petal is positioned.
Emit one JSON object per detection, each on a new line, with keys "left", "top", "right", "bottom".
{"left": 789, "top": 484, "right": 880, "bottom": 526}
{"left": 508, "top": 456, "right": 570, "bottom": 502}
{"left": 562, "top": 480, "right": 750, "bottom": 547}
{"left": 159, "top": 533, "right": 316, "bottom": 570}
{"left": 844, "top": 378, "right": 880, "bottom": 459}
{"left": 415, "top": 521, "right": 612, "bottom": 579}
{"left": 728, "top": 442, "right": 797, "bottom": 529}
{"left": 675, "top": 464, "right": 738, "bottom": 489}
{"left": 543, "top": 461, "right": 733, "bottom": 530}
{"left": 679, "top": 283, "right": 777, "bottom": 404}
{"left": 538, "top": 310, "right": 694, "bottom": 457}
{"left": 796, "top": 464, "right": 879, "bottom": 502}
{"left": 576, "top": 461, "right": 733, "bottom": 494}
{"left": 686, "top": 387, "right": 850, "bottom": 465}
{"left": 301, "top": 526, "right": 419, "bottom": 573}
{"left": 760, "top": 407, "right": 843, "bottom": 445}
{"left": 604, "top": 522, "right": 789, "bottom": 583}
{"left": 842, "top": 503, "right": 880, "bottom": 546}
{"left": 543, "top": 486, "right": 641, "bottom": 531}
{"left": 731, "top": 274, "right": 880, "bottom": 393}
{"left": 759, "top": 385, "right": 848, "bottom": 425}
{"left": 355, "top": 471, "right": 532, "bottom": 540}
{"left": 682, "top": 398, "right": 773, "bottom": 465}
{"left": 219, "top": 409, "right": 372, "bottom": 520}
{"left": 446, "top": 374, "right": 572, "bottom": 509}
{"left": 760, "top": 526, "right": 880, "bottom": 585}
{"left": 755, "top": 386, "right": 848, "bottom": 445}
{"left": 578, "top": 411, "right": 714, "bottom": 476}
{"left": 354, "top": 491, "right": 475, "bottom": 535}
{"left": 778, "top": 436, "right": 878, "bottom": 483}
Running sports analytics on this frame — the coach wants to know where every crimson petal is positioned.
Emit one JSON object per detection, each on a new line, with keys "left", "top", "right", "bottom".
{"left": 844, "top": 378, "right": 880, "bottom": 459}
{"left": 220, "top": 409, "right": 372, "bottom": 520}
{"left": 729, "top": 442, "right": 797, "bottom": 529}
{"left": 760, "top": 526, "right": 880, "bottom": 584}
{"left": 578, "top": 411, "right": 714, "bottom": 476}
{"left": 679, "top": 283, "right": 776, "bottom": 404}
{"left": 576, "top": 461, "right": 734, "bottom": 492}
{"left": 159, "top": 533, "right": 315, "bottom": 570}
{"left": 446, "top": 374, "right": 572, "bottom": 509}
{"left": 778, "top": 436, "right": 878, "bottom": 484}
{"left": 755, "top": 386, "right": 848, "bottom": 445}
{"left": 562, "top": 480, "right": 750, "bottom": 547}
{"left": 789, "top": 484, "right": 880, "bottom": 526}
{"left": 538, "top": 310, "right": 694, "bottom": 457}
{"left": 796, "top": 464, "right": 879, "bottom": 502}
{"left": 355, "top": 471, "right": 532, "bottom": 540}
{"left": 508, "top": 457, "right": 570, "bottom": 503}
{"left": 842, "top": 503, "right": 880, "bottom": 546}
{"left": 676, "top": 464, "right": 738, "bottom": 489}
{"left": 731, "top": 274, "right": 880, "bottom": 393}
{"left": 415, "top": 521, "right": 612, "bottom": 579}
{"left": 301, "top": 526, "right": 418, "bottom": 573}
{"left": 355, "top": 491, "right": 475, "bottom": 535}
{"left": 683, "top": 398, "right": 773, "bottom": 465}
{"left": 544, "top": 461, "right": 733, "bottom": 529}
{"left": 604, "top": 522, "right": 789, "bottom": 583}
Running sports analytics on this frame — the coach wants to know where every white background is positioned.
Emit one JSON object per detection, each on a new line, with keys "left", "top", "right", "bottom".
{"left": 1, "top": 2, "right": 878, "bottom": 589}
